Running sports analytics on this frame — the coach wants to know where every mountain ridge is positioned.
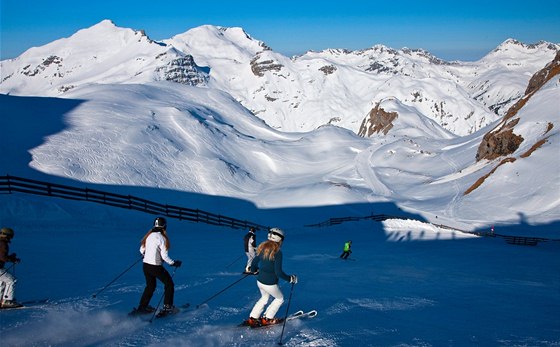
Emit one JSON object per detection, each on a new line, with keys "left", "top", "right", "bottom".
{"left": 1, "top": 20, "right": 558, "bottom": 136}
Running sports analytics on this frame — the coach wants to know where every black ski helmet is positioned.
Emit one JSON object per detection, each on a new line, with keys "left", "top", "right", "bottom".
{"left": 0, "top": 227, "right": 14, "bottom": 239}
{"left": 154, "top": 217, "right": 167, "bottom": 229}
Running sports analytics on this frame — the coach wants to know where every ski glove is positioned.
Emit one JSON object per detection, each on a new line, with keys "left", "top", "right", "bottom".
{"left": 172, "top": 260, "right": 182, "bottom": 268}
{"left": 8, "top": 253, "right": 20, "bottom": 263}
{"left": 290, "top": 275, "right": 298, "bottom": 284}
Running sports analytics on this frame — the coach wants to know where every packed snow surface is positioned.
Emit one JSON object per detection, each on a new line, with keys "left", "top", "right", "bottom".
{"left": 0, "top": 192, "right": 559, "bottom": 346}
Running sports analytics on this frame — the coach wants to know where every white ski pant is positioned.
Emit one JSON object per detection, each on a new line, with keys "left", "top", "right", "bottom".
{"left": 250, "top": 281, "right": 284, "bottom": 319}
{"left": 245, "top": 249, "right": 256, "bottom": 271}
{"left": 0, "top": 270, "right": 16, "bottom": 301}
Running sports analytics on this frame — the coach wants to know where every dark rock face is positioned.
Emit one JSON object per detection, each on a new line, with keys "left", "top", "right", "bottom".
{"left": 476, "top": 119, "right": 524, "bottom": 161}
{"left": 476, "top": 51, "right": 560, "bottom": 161}
{"left": 250, "top": 54, "right": 283, "bottom": 77}
{"left": 155, "top": 56, "right": 208, "bottom": 85}
{"left": 358, "top": 103, "right": 398, "bottom": 137}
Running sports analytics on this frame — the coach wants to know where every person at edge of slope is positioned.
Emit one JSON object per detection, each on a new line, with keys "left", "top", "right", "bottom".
{"left": 243, "top": 227, "right": 257, "bottom": 273}
{"left": 0, "top": 227, "right": 22, "bottom": 308}
{"left": 242, "top": 227, "right": 298, "bottom": 327}
{"left": 340, "top": 240, "right": 352, "bottom": 260}
{"left": 131, "top": 217, "right": 182, "bottom": 316}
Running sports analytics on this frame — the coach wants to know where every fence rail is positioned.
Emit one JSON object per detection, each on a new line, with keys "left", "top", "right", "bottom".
{"left": 305, "top": 211, "right": 556, "bottom": 246}
{"left": 304, "top": 214, "right": 393, "bottom": 227}
{"left": 0, "top": 175, "right": 267, "bottom": 231}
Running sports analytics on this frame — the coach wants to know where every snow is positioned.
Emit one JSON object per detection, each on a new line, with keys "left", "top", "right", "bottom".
{"left": 0, "top": 83, "right": 559, "bottom": 346}
{"left": 0, "top": 193, "right": 558, "bottom": 346}
{"left": 0, "top": 21, "right": 559, "bottom": 346}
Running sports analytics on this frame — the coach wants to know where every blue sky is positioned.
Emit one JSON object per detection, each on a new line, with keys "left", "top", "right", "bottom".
{"left": 1, "top": 0, "right": 559, "bottom": 61}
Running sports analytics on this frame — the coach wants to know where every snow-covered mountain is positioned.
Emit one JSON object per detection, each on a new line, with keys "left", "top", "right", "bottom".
{"left": 1, "top": 20, "right": 558, "bottom": 136}
{"left": 0, "top": 20, "right": 559, "bottom": 231}
{"left": 0, "top": 20, "right": 208, "bottom": 95}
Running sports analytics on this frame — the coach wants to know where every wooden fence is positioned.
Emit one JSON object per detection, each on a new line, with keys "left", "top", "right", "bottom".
{"left": 304, "top": 214, "right": 393, "bottom": 227}
{"left": 305, "top": 211, "right": 556, "bottom": 246}
{"left": 0, "top": 175, "right": 267, "bottom": 231}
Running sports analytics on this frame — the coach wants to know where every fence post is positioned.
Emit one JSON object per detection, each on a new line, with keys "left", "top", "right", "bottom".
{"left": 7, "top": 175, "right": 12, "bottom": 194}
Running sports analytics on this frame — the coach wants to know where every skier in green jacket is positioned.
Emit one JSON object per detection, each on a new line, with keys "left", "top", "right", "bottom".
{"left": 340, "top": 240, "right": 352, "bottom": 260}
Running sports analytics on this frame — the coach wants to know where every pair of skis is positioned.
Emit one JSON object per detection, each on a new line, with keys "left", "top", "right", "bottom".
{"left": 128, "top": 302, "right": 190, "bottom": 320}
{"left": 240, "top": 309, "right": 318, "bottom": 329}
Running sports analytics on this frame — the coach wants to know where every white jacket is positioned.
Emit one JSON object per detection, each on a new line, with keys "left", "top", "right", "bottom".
{"left": 140, "top": 231, "right": 174, "bottom": 266}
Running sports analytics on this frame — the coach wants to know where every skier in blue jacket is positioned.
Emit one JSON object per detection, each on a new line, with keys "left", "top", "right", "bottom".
{"left": 242, "top": 227, "right": 297, "bottom": 327}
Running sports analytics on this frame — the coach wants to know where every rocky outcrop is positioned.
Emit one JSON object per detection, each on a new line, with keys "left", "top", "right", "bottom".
{"left": 475, "top": 119, "right": 524, "bottom": 161}
{"left": 358, "top": 102, "right": 398, "bottom": 137}
{"left": 525, "top": 51, "right": 560, "bottom": 96}
{"left": 250, "top": 54, "right": 283, "bottom": 77}
{"left": 476, "top": 51, "right": 560, "bottom": 161}
{"left": 22, "top": 55, "right": 63, "bottom": 77}
{"left": 319, "top": 65, "right": 337, "bottom": 75}
{"left": 155, "top": 56, "right": 208, "bottom": 85}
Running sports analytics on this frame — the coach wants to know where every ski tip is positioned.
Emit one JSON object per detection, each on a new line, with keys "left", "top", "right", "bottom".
{"left": 196, "top": 303, "right": 209, "bottom": 310}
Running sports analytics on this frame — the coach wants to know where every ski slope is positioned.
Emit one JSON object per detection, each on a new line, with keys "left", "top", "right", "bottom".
{"left": 0, "top": 192, "right": 558, "bottom": 346}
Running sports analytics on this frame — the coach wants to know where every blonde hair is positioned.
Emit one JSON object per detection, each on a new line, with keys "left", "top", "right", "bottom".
{"left": 257, "top": 240, "right": 281, "bottom": 261}
{"left": 141, "top": 228, "right": 171, "bottom": 250}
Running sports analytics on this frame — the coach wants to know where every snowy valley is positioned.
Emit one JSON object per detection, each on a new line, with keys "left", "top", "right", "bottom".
{"left": 0, "top": 19, "right": 558, "bottom": 230}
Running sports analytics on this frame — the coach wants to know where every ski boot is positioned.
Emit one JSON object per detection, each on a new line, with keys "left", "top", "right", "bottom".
{"left": 240, "top": 317, "right": 261, "bottom": 327}
{"left": 155, "top": 304, "right": 179, "bottom": 318}
{"left": 260, "top": 317, "right": 283, "bottom": 326}
{"left": 1, "top": 300, "right": 23, "bottom": 308}
{"left": 129, "top": 305, "right": 156, "bottom": 316}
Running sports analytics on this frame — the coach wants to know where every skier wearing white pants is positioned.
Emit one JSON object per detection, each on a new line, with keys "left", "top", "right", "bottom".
{"left": 0, "top": 227, "right": 22, "bottom": 308}
{"left": 243, "top": 227, "right": 298, "bottom": 327}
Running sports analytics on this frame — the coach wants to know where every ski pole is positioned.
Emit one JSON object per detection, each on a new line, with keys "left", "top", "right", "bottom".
{"left": 0, "top": 263, "right": 15, "bottom": 278}
{"left": 196, "top": 273, "right": 250, "bottom": 309}
{"left": 92, "top": 256, "right": 143, "bottom": 298}
{"left": 225, "top": 254, "right": 244, "bottom": 269}
{"left": 278, "top": 282, "right": 295, "bottom": 346}
{"left": 149, "top": 266, "right": 179, "bottom": 323}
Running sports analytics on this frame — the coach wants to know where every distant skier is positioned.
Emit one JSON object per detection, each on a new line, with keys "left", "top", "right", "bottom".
{"left": 340, "top": 240, "right": 352, "bottom": 260}
{"left": 0, "top": 227, "right": 22, "bottom": 308}
{"left": 242, "top": 227, "right": 298, "bottom": 327}
{"left": 243, "top": 227, "right": 257, "bottom": 273}
{"left": 131, "top": 217, "right": 182, "bottom": 316}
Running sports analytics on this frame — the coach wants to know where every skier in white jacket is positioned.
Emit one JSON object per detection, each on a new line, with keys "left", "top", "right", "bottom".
{"left": 133, "top": 217, "right": 182, "bottom": 316}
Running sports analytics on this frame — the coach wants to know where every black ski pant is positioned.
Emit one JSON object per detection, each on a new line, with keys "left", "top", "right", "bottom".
{"left": 139, "top": 263, "right": 174, "bottom": 309}
{"left": 340, "top": 251, "right": 350, "bottom": 259}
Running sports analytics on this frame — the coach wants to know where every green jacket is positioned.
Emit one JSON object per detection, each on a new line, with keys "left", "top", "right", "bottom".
{"left": 343, "top": 242, "right": 351, "bottom": 252}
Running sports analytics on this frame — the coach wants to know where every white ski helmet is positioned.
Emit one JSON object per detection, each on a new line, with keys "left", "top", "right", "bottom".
{"left": 268, "top": 227, "right": 285, "bottom": 242}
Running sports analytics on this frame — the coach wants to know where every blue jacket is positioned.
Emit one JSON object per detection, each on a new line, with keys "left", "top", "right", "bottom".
{"left": 250, "top": 250, "right": 291, "bottom": 285}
